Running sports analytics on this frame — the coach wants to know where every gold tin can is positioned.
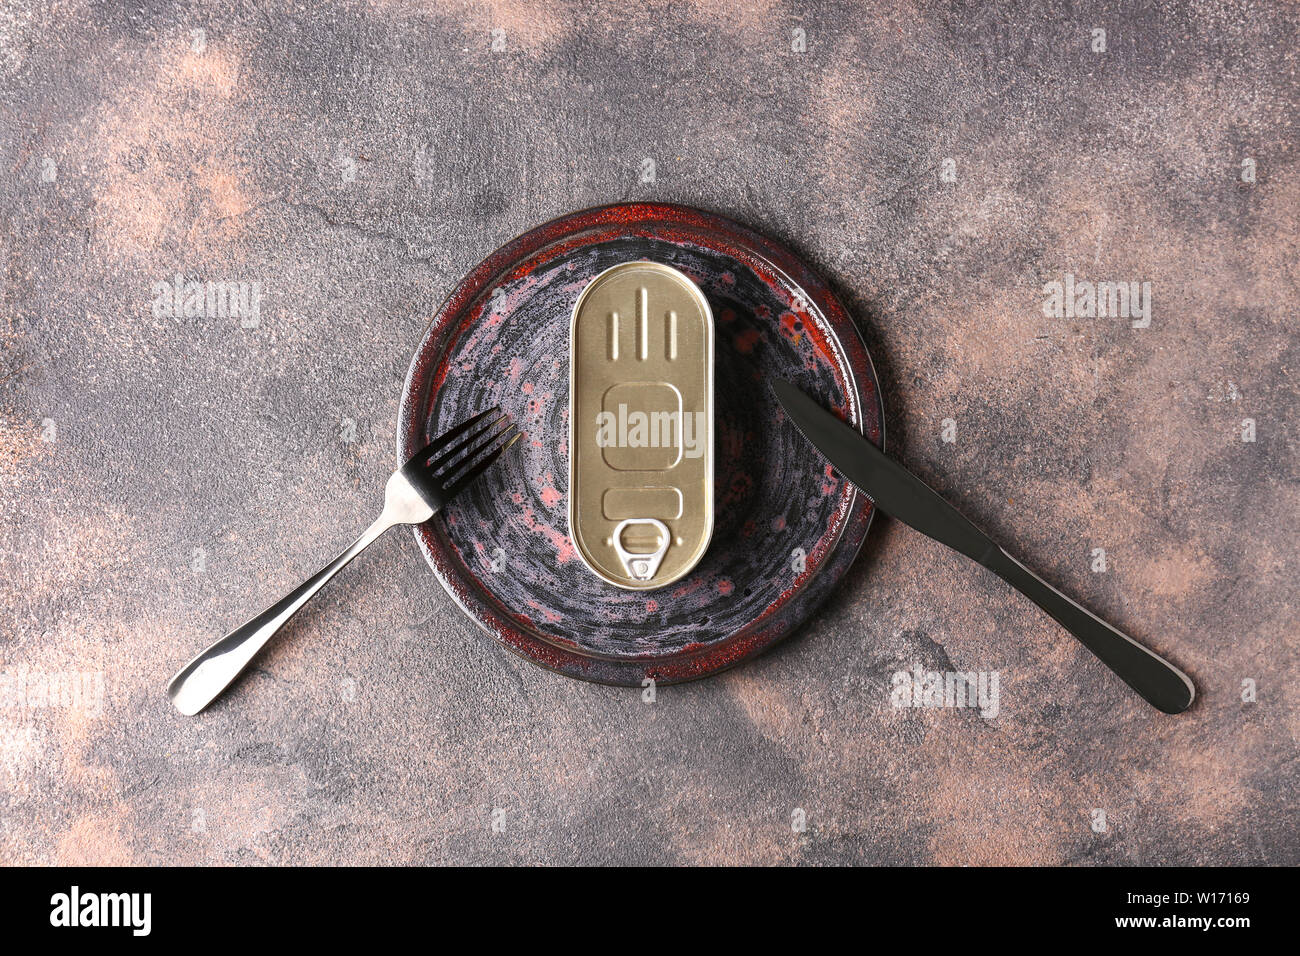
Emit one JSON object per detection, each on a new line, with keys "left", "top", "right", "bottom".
{"left": 568, "top": 261, "right": 714, "bottom": 590}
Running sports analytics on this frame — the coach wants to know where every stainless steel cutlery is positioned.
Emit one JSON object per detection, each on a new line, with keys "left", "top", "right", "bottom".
{"left": 167, "top": 408, "right": 520, "bottom": 716}
{"left": 772, "top": 379, "right": 1195, "bottom": 714}
{"left": 167, "top": 376, "right": 1195, "bottom": 717}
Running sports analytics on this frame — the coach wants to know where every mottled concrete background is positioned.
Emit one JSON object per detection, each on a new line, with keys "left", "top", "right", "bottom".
{"left": 2, "top": 0, "right": 1297, "bottom": 865}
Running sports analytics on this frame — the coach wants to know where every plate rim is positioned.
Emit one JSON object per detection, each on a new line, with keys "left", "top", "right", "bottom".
{"left": 397, "top": 201, "right": 885, "bottom": 685}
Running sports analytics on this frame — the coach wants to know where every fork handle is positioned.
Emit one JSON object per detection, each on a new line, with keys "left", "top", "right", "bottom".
{"left": 167, "top": 515, "right": 393, "bottom": 715}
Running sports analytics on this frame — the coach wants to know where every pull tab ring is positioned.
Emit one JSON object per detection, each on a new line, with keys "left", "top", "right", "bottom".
{"left": 612, "top": 518, "right": 670, "bottom": 582}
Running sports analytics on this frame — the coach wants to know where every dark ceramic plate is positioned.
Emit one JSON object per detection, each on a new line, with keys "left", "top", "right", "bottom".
{"left": 398, "top": 203, "right": 883, "bottom": 684}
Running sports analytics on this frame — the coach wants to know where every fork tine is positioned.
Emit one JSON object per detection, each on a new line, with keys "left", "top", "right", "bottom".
{"left": 439, "top": 420, "right": 517, "bottom": 484}
{"left": 428, "top": 414, "right": 510, "bottom": 474}
{"left": 407, "top": 407, "right": 501, "bottom": 467}
{"left": 441, "top": 431, "right": 523, "bottom": 501}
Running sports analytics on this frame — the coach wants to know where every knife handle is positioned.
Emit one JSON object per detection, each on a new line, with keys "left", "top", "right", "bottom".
{"left": 980, "top": 546, "right": 1195, "bottom": 714}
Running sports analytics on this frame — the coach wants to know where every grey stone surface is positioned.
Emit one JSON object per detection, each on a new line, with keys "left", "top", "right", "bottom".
{"left": 1, "top": 0, "right": 1296, "bottom": 864}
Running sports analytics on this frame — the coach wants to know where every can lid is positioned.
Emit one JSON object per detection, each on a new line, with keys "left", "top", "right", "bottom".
{"left": 568, "top": 261, "right": 714, "bottom": 590}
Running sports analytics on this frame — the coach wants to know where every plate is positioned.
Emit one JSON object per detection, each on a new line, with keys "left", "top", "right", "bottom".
{"left": 397, "top": 203, "right": 883, "bottom": 684}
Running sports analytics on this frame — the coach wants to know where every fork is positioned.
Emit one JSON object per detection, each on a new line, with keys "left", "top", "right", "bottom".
{"left": 167, "top": 408, "right": 521, "bottom": 716}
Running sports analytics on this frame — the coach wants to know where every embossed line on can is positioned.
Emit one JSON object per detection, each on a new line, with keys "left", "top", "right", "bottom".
{"left": 568, "top": 261, "right": 714, "bottom": 590}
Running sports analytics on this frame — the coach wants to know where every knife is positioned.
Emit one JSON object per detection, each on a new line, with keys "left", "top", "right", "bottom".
{"left": 772, "top": 379, "right": 1195, "bottom": 715}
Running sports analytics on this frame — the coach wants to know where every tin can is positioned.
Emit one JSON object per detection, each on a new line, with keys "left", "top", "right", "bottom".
{"left": 568, "top": 261, "right": 714, "bottom": 590}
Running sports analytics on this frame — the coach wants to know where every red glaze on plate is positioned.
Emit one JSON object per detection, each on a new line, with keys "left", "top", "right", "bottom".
{"left": 398, "top": 203, "right": 883, "bottom": 685}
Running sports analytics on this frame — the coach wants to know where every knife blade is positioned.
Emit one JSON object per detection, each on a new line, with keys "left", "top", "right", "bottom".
{"left": 772, "top": 379, "right": 1195, "bottom": 715}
